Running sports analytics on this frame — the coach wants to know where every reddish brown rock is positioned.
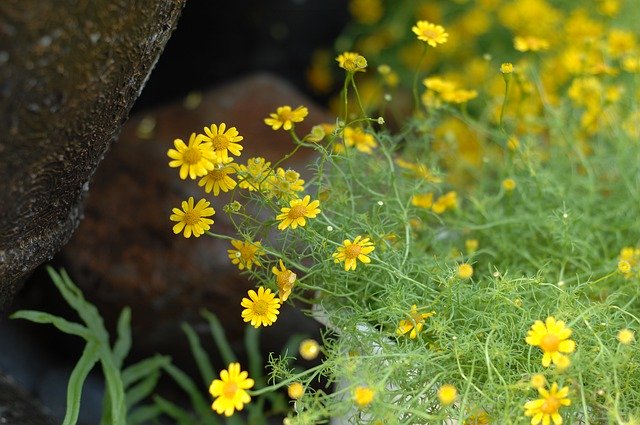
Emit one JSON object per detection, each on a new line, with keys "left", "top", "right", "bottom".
{"left": 61, "top": 74, "right": 330, "bottom": 363}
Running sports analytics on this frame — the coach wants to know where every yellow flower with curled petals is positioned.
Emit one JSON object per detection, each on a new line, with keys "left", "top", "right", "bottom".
{"left": 396, "top": 304, "right": 435, "bottom": 339}
{"left": 228, "top": 239, "right": 265, "bottom": 270}
{"left": 198, "top": 158, "right": 237, "bottom": 195}
{"left": 336, "top": 51, "right": 368, "bottom": 72}
{"left": 272, "top": 260, "right": 297, "bottom": 302}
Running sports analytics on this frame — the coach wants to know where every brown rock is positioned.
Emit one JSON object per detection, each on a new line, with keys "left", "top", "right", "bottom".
{"left": 62, "top": 74, "right": 330, "bottom": 363}
{"left": 0, "top": 0, "right": 185, "bottom": 310}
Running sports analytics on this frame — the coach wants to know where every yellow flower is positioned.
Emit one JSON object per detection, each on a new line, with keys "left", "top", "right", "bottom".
{"left": 523, "top": 383, "right": 571, "bottom": 425}
{"left": 396, "top": 304, "right": 435, "bottom": 339}
{"left": 464, "top": 410, "right": 490, "bottom": 424}
{"left": 276, "top": 195, "right": 321, "bottom": 230}
{"left": 501, "top": 62, "right": 514, "bottom": 74}
{"left": 531, "top": 374, "right": 546, "bottom": 389}
{"left": 396, "top": 158, "right": 442, "bottom": 183}
{"left": 170, "top": 197, "right": 215, "bottom": 238}
{"left": 228, "top": 239, "right": 265, "bottom": 270}
{"left": 502, "top": 178, "right": 517, "bottom": 191}
{"left": 411, "top": 192, "right": 434, "bottom": 209}
{"left": 266, "top": 168, "right": 305, "bottom": 200}
{"left": 167, "top": 133, "right": 216, "bottom": 180}
{"left": 299, "top": 339, "right": 320, "bottom": 360}
{"left": 272, "top": 260, "right": 297, "bottom": 302}
{"left": 507, "top": 137, "right": 520, "bottom": 151}
{"left": 514, "top": 36, "right": 550, "bottom": 52}
{"left": 237, "top": 157, "right": 271, "bottom": 192}
{"left": 423, "top": 76, "right": 456, "bottom": 94}
{"left": 465, "top": 239, "right": 479, "bottom": 253}
{"left": 336, "top": 51, "right": 368, "bottom": 73}
{"left": 333, "top": 236, "right": 375, "bottom": 271}
{"left": 343, "top": 127, "right": 377, "bottom": 153}
{"left": 287, "top": 382, "right": 304, "bottom": 399}
{"left": 198, "top": 158, "right": 237, "bottom": 195}
{"left": 526, "top": 317, "right": 576, "bottom": 368}
{"left": 441, "top": 89, "right": 478, "bottom": 104}
{"left": 240, "top": 286, "right": 281, "bottom": 328}
{"left": 209, "top": 362, "right": 254, "bottom": 417}
{"left": 432, "top": 191, "right": 458, "bottom": 214}
{"left": 353, "top": 386, "right": 375, "bottom": 408}
{"left": 618, "top": 260, "right": 632, "bottom": 275}
{"left": 438, "top": 384, "right": 457, "bottom": 406}
{"left": 200, "top": 123, "right": 244, "bottom": 163}
{"left": 618, "top": 328, "right": 635, "bottom": 345}
{"left": 264, "top": 105, "right": 309, "bottom": 131}
{"left": 412, "top": 20, "right": 448, "bottom": 47}
{"left": 457, "top": 263, "right": 474, "bottom": 279}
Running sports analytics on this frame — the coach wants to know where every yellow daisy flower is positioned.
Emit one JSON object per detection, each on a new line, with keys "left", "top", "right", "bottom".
{"left": 411, "top": 193, "right": 434, "bottom": 209}
{"left": 526, "top": 316, "right": 576, "bottom": 367}
{"left": 228, "top": 239, "right": 265, "bottom": 270}
{"left": 336, "top": 51, "right": 368, "bottom": 73}
{"left": 618, "top": 328, "right": 635, "bottom": 344}
{"left": 170, "top": 197, "right": 215, "bottom": 238}
{"left": 264, "top": 105, "right": 309, "bottom": 131}
{"left": 198, "top": 158, "right": 237, "bottom": 195}
{"left": 240, "top": 286, "right": 281, "bottom": 328}
{"left": 523, "top": 383, "right": 571, "bottom": 425}
{"left": 167, "top": 133, "right": 216, "bottom": 180}
{"left": 333, "top": 236, "right": 375, "bottom": 271}
{"left": 272, "top": 260, "right": 297, "bottom": 302}
{"left": 457, "top": 263, "right": 474, "bottom": 279}
{"left": 412, "top": 20, "right": 449, "bottom": 47}
{"left": 396, "top": 304, "right": 435, "bottom": 339}
{"left": 343, "top": 127, "right": 377, "bottom": 153}
{"left": 353, "top": 386, "right": 375, "bottom": 408}
{"left": 501, "top": 62, "right": 514, "bottom": 74}
{"left": 237, "top": 157, "right": 271, "bottom": 192}
{"left": 276, "top": 195, "right": 321, "bottom": 230}
{"left": 287, "top": 382, "right": 304, "bottom": 399}
{"left": 200, "top": 123, "right": 244, "bottom": 163}
{"left": 209, "top": 362, "right": 254, "bottom": 417}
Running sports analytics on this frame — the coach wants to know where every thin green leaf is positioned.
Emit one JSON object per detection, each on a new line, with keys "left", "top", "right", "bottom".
{"left": 244, "top": 326, "right": 263, "bottom": 385}
{"left": 62, "top": 342, "right": 100, "bottom": 425}
{"left": 127, "top": 404, "right": 164, "bottom": 425}
{"left": 113, "top": 307, "right": 132, "bottom": 368}
{"left": 200, "top": 309, "right": 236, "bottom": 364}
{"left": 100, "top": 350, "right": 126, "bottom": 425}
{"left": 153, "top": 395, "right": 201, "bottom": 425}
{"left": 162, "top": 363, "right": 217, "bottom": 423}
{"left": 182, "top": 322, "right": 215, "bottom": 387}
{"left": 125, "top": 370, "right": 160, "bottom": 407}
{"left": 122, "top": 355, "right": 171, "bottom": 388}
{"left": 10, "top": 310, "right": 92, "bottom": 340}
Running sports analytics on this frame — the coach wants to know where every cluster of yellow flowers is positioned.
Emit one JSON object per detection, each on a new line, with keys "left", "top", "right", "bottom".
{"left": 617, "top": 246, "right": 640, "bottom": 279}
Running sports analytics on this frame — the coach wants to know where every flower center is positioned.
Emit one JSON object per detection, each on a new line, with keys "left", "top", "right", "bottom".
{"left": 345, "top": 244, "right": 362, "bottom": 259}
{"left": 222, "top": 381, "right": 238, "bottom": 399}
{"left": 411, "top": 312, "right": 425, "bottom": 324}
{"left": 288, "top": 205, "right": 307, "bottom": 219}
{"left": 211, "top": 135, "right": 230, "bottom": 150}
{"left": 540, "top": 334, "right": 561, "bottom": 352}
{"left": 183, "top": 147, "right": 201, "bottom": 164}
{"left": 343, "top": 58, "right": 356, "bottom": 71}
{"left": 252, "top": 299, "right": 269, "bottom": 315}
{"left": 209, "top": 169, "right": 226, "bottom": 181}
{"left": 540, "top": 396, "right": 561, "bottom": 414}
{"left": 183, "top": 210, "right": 200, "bottom": 225}
{"left": 279, "top": 110, "right": 293, "bottom": 122}
{"left": 422, "top": 29, "right": 439, "bottom": 39}
{"left": 238, "top": 246, "right": 254, "bottom": 260}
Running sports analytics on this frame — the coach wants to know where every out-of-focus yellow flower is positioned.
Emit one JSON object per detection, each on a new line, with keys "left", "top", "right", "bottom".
{"left": 514, "top": 36, "right": 550, "bottom": 52}
{"left": 353, "top": 386, "right": 375, "bottom": 408}
{"left": 349, "top": 0, "right": 383, "bottom": 25}
{"left": 438, "top": 384, "right": 457, "bottom": 406}
{"left": 299, "top": 339, "right": 320, "bottom": 360}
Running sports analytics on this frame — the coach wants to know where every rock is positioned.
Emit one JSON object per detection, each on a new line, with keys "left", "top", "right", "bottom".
{"left": 0, "top": 0, "right": 186, "bottom": 310}
{"left": 61, "top": 73, "right": 330, "bottom": 366}
{"left": 0, "top": 372, "right": 56, "bottom": 425}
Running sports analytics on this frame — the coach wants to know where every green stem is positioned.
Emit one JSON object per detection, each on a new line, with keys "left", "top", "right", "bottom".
{"left": 412, "top": 43, "right": 428, "bottom": 113}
